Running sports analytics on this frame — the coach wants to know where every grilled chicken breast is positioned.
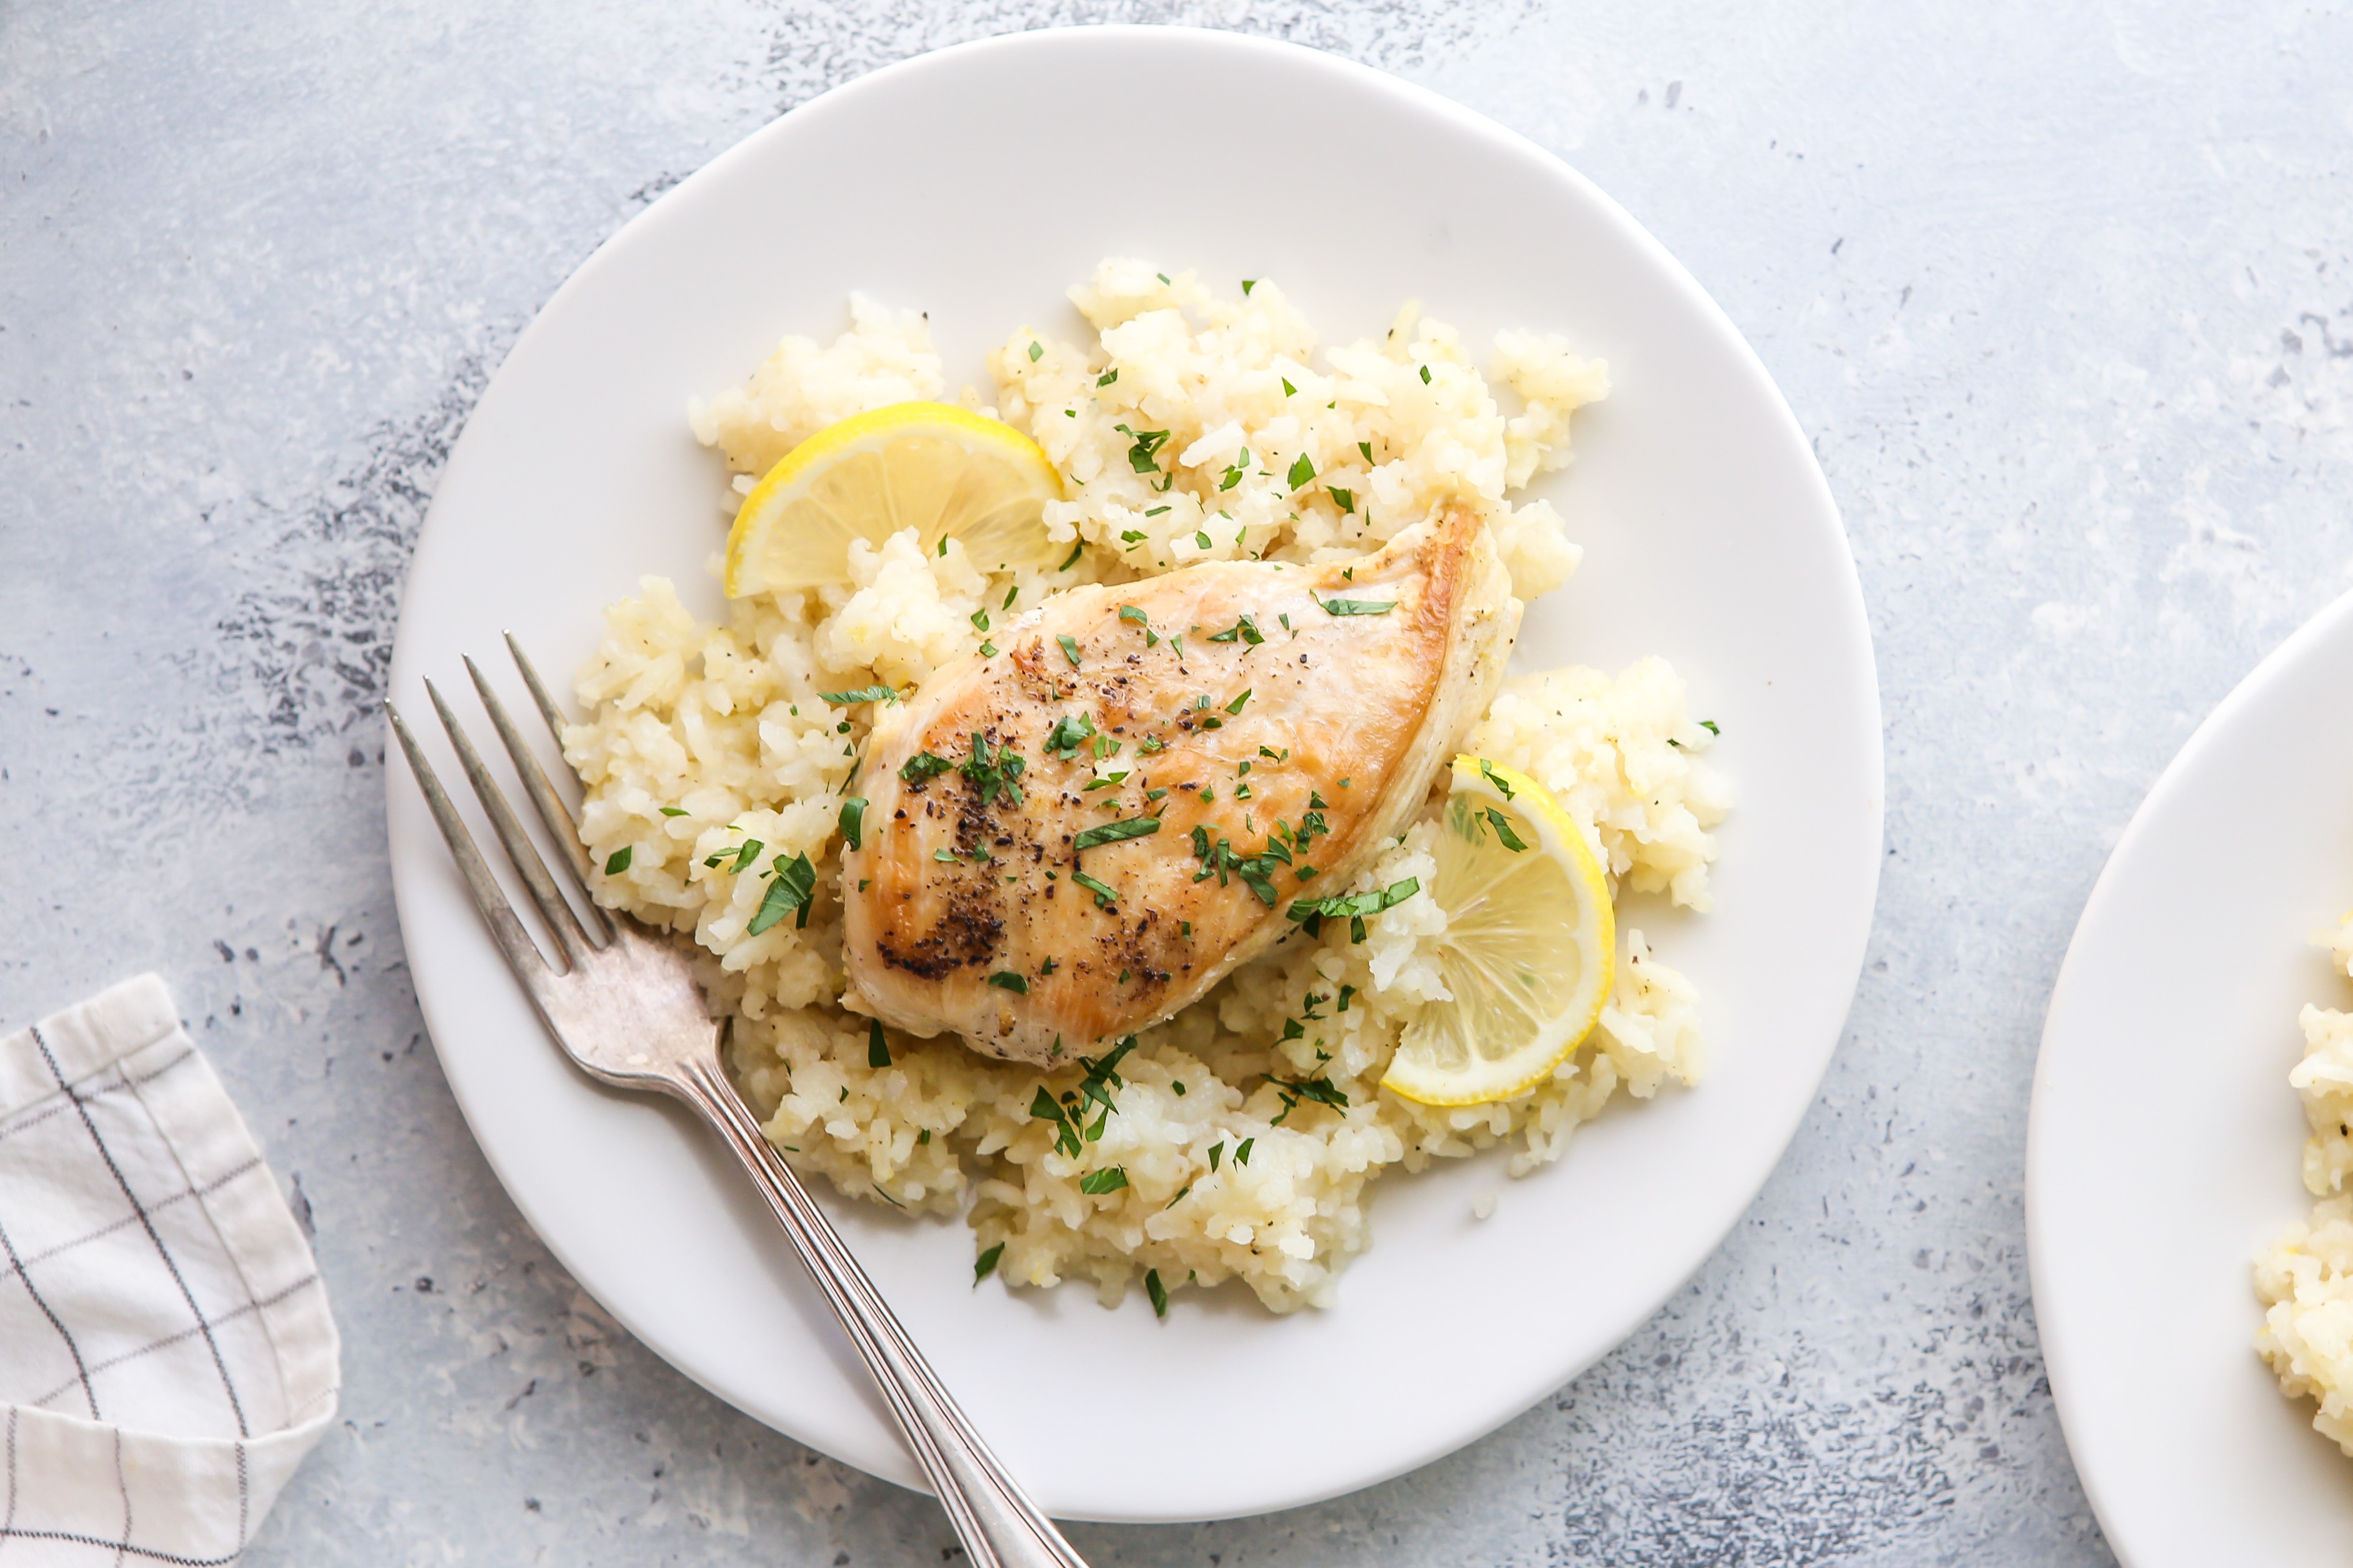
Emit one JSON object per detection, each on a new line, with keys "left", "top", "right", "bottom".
{"left": 842, "top": 504, "right": 1517, "bottom": 1065}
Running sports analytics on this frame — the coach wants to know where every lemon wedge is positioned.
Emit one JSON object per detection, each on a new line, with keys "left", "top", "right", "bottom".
{"left": 1381, "top": 757, "right": 1616, "bottom": 1107}
{"left": 723, "top": 401, "right": 1066, "bottom": 596}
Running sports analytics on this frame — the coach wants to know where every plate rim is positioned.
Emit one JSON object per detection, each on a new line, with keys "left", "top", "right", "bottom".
{"left": 386, "top": 22, "right": 1885, "bottom": 1521}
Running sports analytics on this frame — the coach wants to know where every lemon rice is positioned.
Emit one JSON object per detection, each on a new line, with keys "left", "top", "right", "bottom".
{"left": 566, "top": 261, "right": 1728, "bottom": 1312}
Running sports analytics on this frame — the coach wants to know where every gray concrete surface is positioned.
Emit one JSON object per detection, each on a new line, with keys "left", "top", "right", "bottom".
{"left": 10, "top": 1, "right": 2348, "bottom": 1561}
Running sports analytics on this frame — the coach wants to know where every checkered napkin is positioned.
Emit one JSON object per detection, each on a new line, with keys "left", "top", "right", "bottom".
{"left": 0, "top": 975, "right": 339, "bottom": 1564}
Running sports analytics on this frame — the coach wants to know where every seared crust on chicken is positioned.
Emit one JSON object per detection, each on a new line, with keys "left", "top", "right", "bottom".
{"left": 842, "top": 504, "right": 1517, "bottom": 1064}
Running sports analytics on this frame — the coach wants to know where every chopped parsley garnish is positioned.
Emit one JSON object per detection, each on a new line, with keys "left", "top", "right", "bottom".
{"left": 1097, "top": 367, "right": 1119, "bottom": 386}
{"left": 1157, "top": 272, "right": 1170, "bottom": 284}
{"left": 1478, "top": 758, "right": 1516, "bottom": 799}
{"left": 1483, "top": 806, "right": 1529, "bottom": 852}
{"left": 1080, "top": 1167, "right": 1128, "bottom": 1195}
{"left": 1071, "top": 869, "right": 1120, "bottom": 907}
{"left": 658, "top": 806, "right": 689, "bottom": 817}
{"left": 1004, "top": 585, "right": 1019, "bottom": 609}
{"left": 1358, "top": 440, "right": 1374, "bottom": 462}
{"left": 1187, "top": 824, "right": 1282, "bottom": 905}
{"left": 1118, "top": 424, "right": 1172, "bottom": 473}
{"left": 868, "top": 1018, "right": 891, "bottom": 1068}
{"left": 1219, "top": 448, "right": 1251, "bottom": 491}
{"left": 1074, "top": 815, "right": 1161, "bottom": 852}
{"left": 1173, "top": 1080, "right": 1187, "bottom": 1096}
{"left": 1137, "top": 735, "right": 1165, "bottom": 754}
{"left": 1419, "top": 364, "right": 1432, "bottom": 383}
{"left": 987, "top": 971, "right": 1030, "bottom": 994}
{"left": 1281, "top": 377, "right": 1297, "bottom": 397}
{"left": 960, "top": 731, "right": 1026, "bottom": 806}
{"left": 1119, "top": 603, "right": 1149, "bottom": 626}
{"left": 1235, "top": 1137, "right": 1254, "bottom": 1167}
{"left": 837, "top": 797, "right": 867, "bottom": 851}
{"left": 1316, "top": 596, "right": 1397, "bottom": 616}
{"left": 1268, "top": 1073, "right": 1349, "bottom": 1110}
{"left": 1146, "top": 1268, "right": 1169, "bottom": 1317}
{"left": 971, "top": 608, "right": 990, "bottom": 632}
{"left": 729, "top": 838, "right": 765, "bottom": 873}
{"left": 1058, "top": 634, "right": 1083, "bottom": 667}
{"left": 1338, "top": 984, "right": 1356, "bottom": 1012}
{"left": 748, "top": 852, "right": 817, "bottom": 934}
{"left": 1120, "top": 529, "right": 1147, "bottom": 546}
{"left": 1045, "top": 711, "right": 1097, "bottom": 760}
{"left": 1241, "top": 278, "right": 1256, "bottom": 294}
{"left": 604, "top": 846, "right": 633, "bottom": 875}
{"left": 1027, "top": 340, "right": 1044, "bottom": 362}
{"left": 900, "top": 751, "right": 952, "bottom": 784}
{"left": 1179, "top": 920, "right": 1192, "bottom": 939}
{"left": 979, "top": 641, "right": 999, "bottom": 657}
{"left": 1286, "top": 453, "right": 1316, "bottom": 490}
{"left": 934, "top": 846, "right": 960, "bottom": 862}
{"left": 1030, "top": 1037, "right": 1138, "bottom": 1157}
{"left": 974, "top": 1243, "right": 1004, "bottom": 1284}
{"left": 1225, "top": 688, "right": 1252, "bottom": 715}
{"left": 1207, "top": 1140, "right": 1225, "bottom": 1171}
{"left": 1194, "top": 530, "right": 1213, "bottom": 550}
{"left": 1144, "top": 505, "right": 1170, "bottom": 516}
{"left": 1701, "top": 719, "right": 1721, "bottom": 735}
{"left": 1286, "top": 877, "right": 1421, "bottom": 941}
{"left": 1328, "top": 487, "right": 1354, "bottom": 514}
{"left": 1059, "top": 542, "right": 1084, "bottom": 571}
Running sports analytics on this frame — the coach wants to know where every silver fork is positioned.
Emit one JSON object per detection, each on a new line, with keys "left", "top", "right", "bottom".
{"left": 386, "top": 637, "right": 1089, "bottom": 1568}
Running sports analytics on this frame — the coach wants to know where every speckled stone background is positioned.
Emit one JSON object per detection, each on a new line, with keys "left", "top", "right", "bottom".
{"left": 10, "top": 1, "right": 2353, "bottom": 1562}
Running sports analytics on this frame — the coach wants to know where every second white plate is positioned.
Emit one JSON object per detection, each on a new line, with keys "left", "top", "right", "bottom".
{"left": 386, "top": 27, "right": 1881, "bottom": 1522}
{"left": 2032, "top": 589, "right": 2353, "bottom": 1563}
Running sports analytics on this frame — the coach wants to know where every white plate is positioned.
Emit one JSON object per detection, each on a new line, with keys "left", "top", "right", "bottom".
{"left": 386, "top": 26, "right": 1881, "bottom": 1522}
{"left": 2031, "top": 590, "right": 2353, "bottom": 1563}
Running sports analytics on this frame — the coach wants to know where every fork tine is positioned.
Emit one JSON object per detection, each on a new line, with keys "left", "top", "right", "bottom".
{"left": 425, "top": 678, "right": 599, "bottom": 971}
{"left": 386, "top": 701, "right": 552, "bottom": 988}
{"left": 464, "top": 653, "right": 612, "bottom": 943}
{"left": 506, "top": 631, "right": 573, "bottom": 756}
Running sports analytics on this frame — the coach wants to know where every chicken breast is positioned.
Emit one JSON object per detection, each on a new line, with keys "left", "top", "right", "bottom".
{"left": 841, "top": 504, "right": 1518, "bottom": 1065}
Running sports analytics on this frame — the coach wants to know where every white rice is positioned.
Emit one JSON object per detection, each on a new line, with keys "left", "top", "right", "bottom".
{"left": 566, "top": 261, "right": 1728, "bottom": 1312}
{"left": 2257, "top": 915, "right": 2353, "bottom": 1448}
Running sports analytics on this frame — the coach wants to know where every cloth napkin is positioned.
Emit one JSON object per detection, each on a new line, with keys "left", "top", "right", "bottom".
{"left": 0, "top": 975, "right": 339, "bottom": 1564}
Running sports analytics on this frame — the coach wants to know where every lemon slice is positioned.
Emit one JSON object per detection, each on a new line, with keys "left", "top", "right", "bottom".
{"left": 1382, "top": 757, "right": 1616, "bottom": 1107}
{"left": 723, "top": 401, "right": 1066, "bottom": 596}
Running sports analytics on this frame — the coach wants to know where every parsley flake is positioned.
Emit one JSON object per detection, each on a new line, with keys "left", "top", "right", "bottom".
{"left": 899, "top": 751, "right": 952, "bottom": 784}
{"left": 1316, "top": 596, "right": 1397, "bottom": 616}
{"left": 604, "top": 846, "right": 633, "bottom": 875}
{"left": 974, "top": 1243, "right": 1004, "bottom": 1284}
{"left": 987, "top": 971, "right": 1030, "bottom": 995}
{"left": 837, "top": 797, "right": 868, "bottom": 850}
{"left": 1074, "top": 815, "right": 1161, "bottom": 852}
{"left": 868, "top": 1019, "right": 891, "bottom": 1069}
{"left": 748, "top": 852, "right": 817, "bottom": 934}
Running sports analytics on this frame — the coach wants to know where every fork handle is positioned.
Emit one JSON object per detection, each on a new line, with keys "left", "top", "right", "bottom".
{"left": 678, "top": 1059, "right": 1091, "bottom": 1568}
